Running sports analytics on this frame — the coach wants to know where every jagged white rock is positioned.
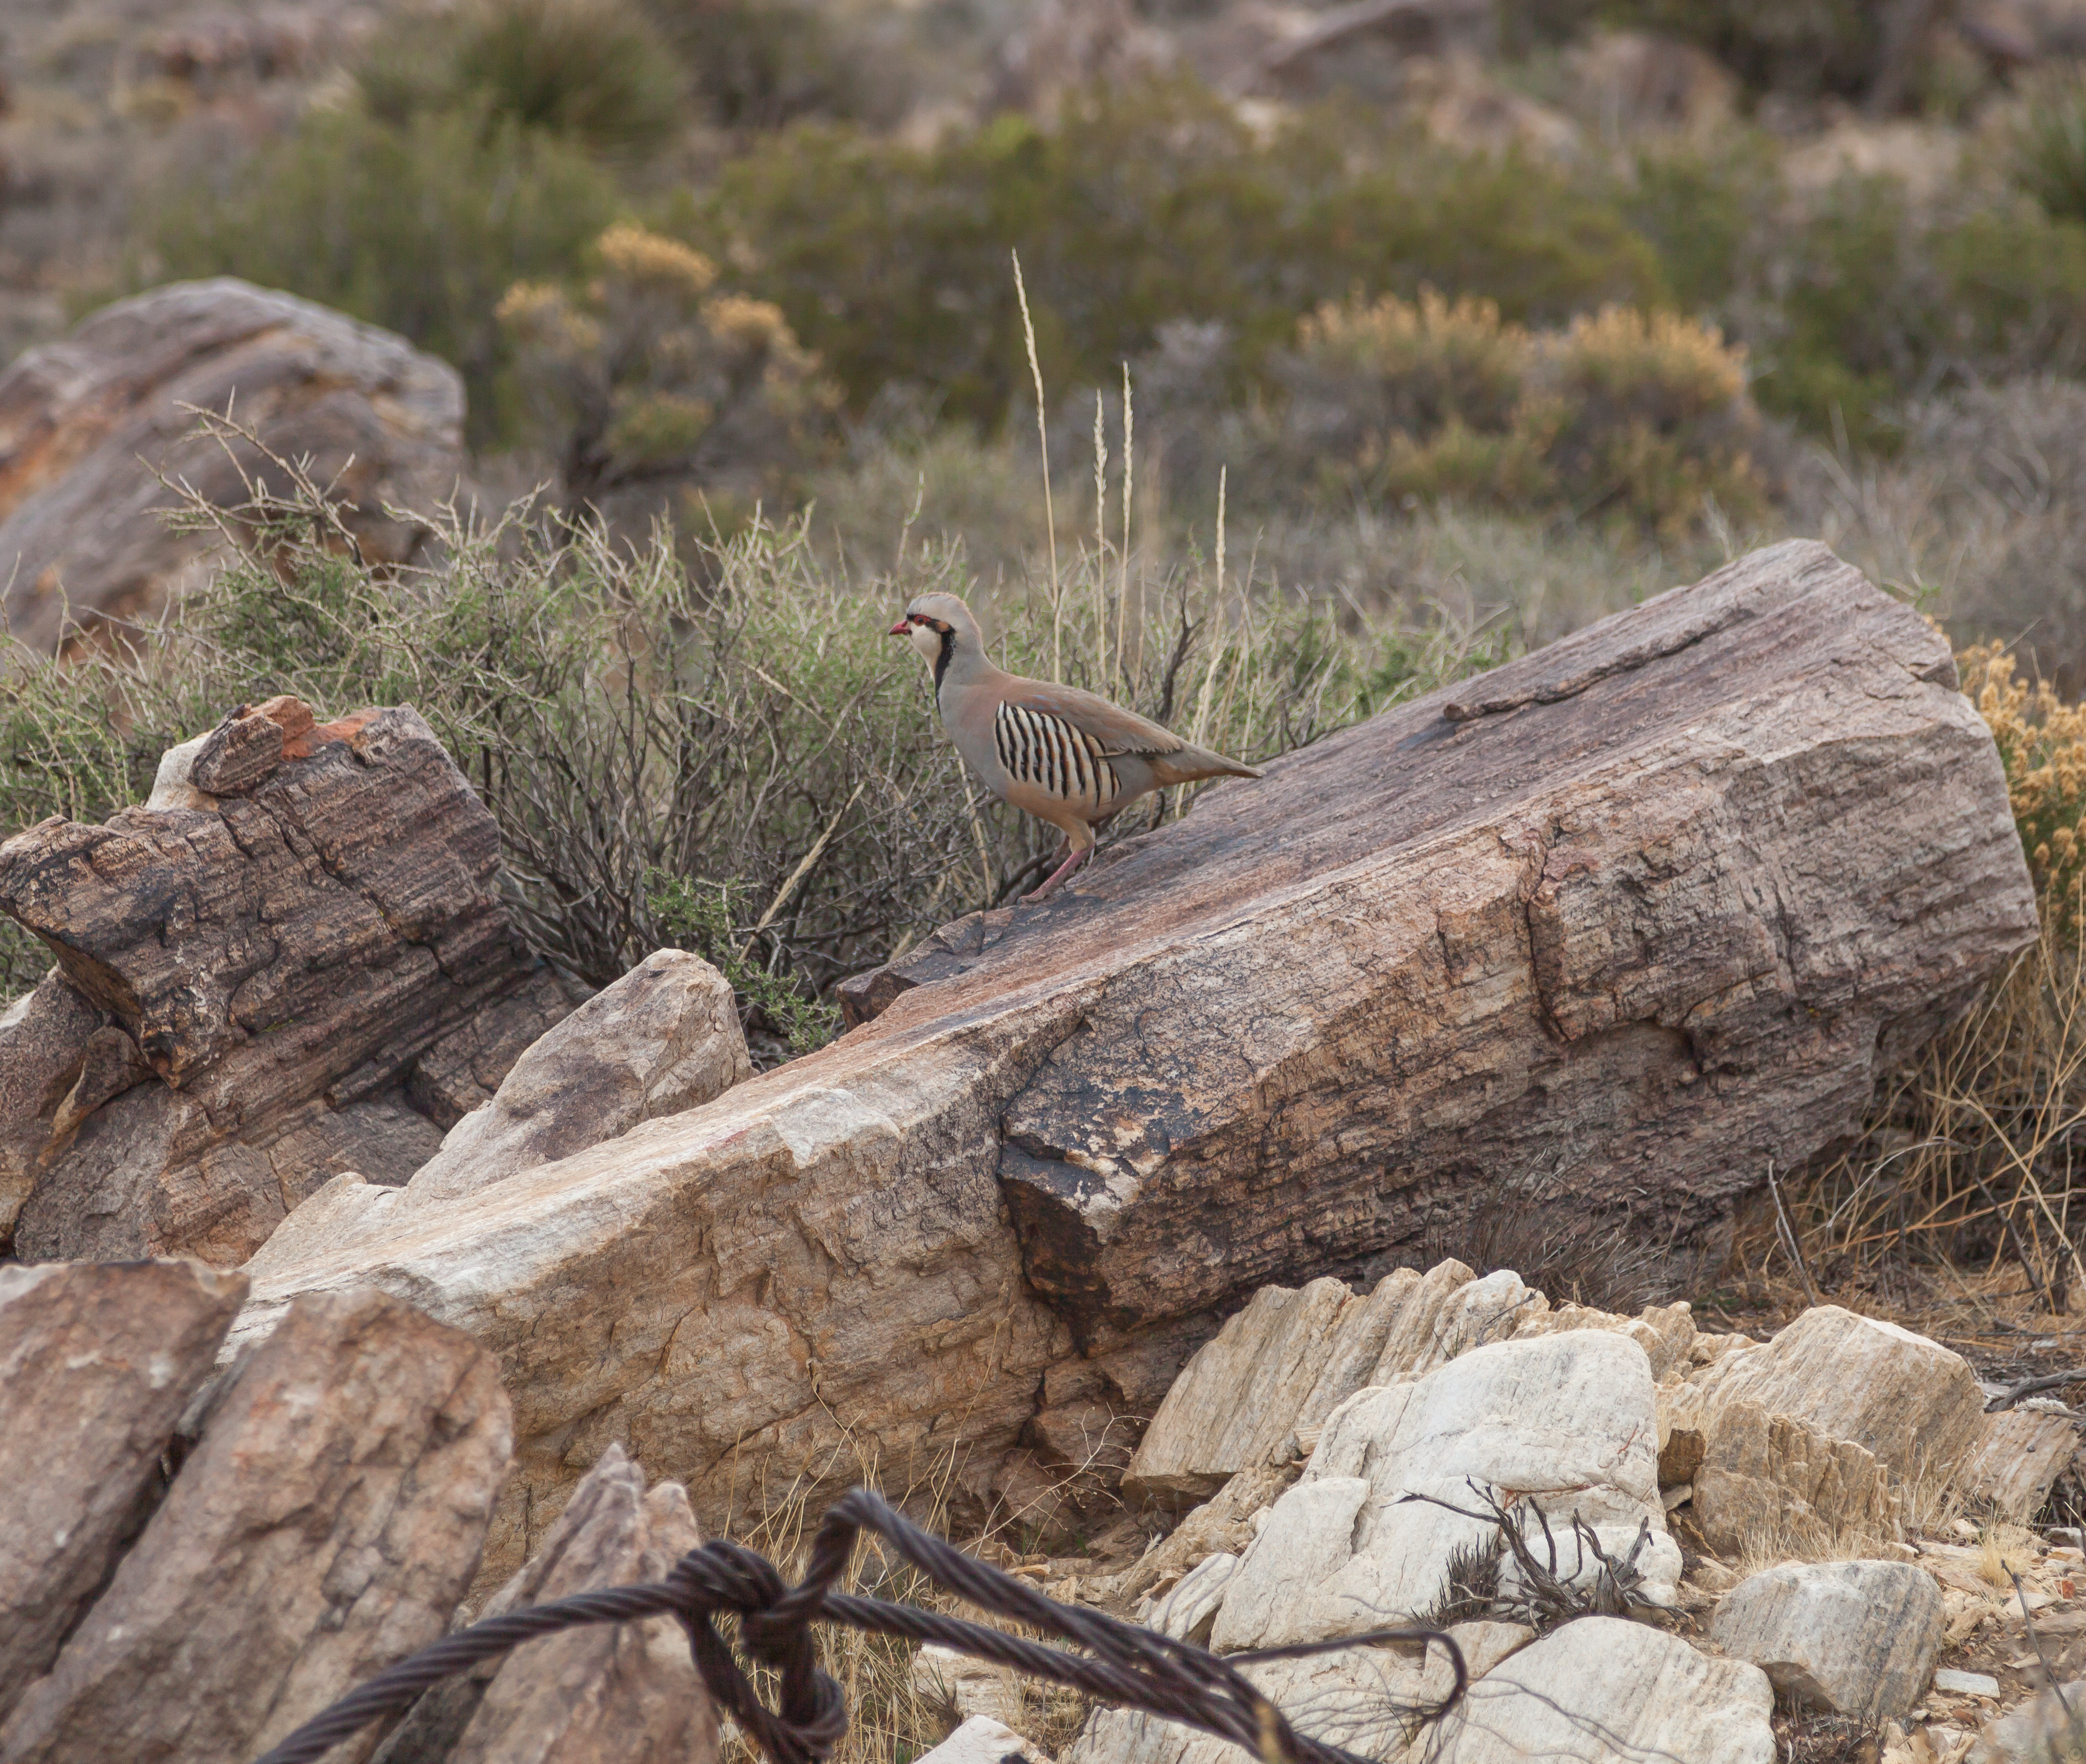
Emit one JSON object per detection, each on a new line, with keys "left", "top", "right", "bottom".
{"left": 1210, "top": 1330, "right": 1674, "bottom": 1650}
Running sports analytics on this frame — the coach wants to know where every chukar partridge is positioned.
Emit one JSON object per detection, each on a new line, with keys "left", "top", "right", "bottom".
{"left": 890, "top": 591, "right": 1264, "bottom": 900}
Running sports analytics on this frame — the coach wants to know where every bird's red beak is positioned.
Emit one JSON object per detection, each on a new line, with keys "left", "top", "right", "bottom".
{"left": 888, "top": 618, "right": 910, "bottom": 636}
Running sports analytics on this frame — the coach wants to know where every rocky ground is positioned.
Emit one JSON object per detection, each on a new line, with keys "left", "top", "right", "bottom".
{"left": 1, "top": 533, "right": 2080, "bottom": 1763}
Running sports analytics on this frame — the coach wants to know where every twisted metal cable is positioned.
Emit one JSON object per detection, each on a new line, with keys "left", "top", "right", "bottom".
{"left": 252, "top": 1486, "right": 1464, "bottom": 1764}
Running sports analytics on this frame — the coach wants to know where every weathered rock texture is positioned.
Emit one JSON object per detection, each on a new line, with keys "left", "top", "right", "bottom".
{"left": 0, "top": 1258, "right": 247, "bottom": 1720}
{"left": 247, "top": 949, "right": 750, "bottom": 1280}
{"left": 1689, "top": 1306, "right": 1986, "bottom": 1483}
{"left": 1959, "top": 1405, "right": 2080, "bottom": 1522}
{"left": 1207, "top": 1330, "right": 1677, "bottom": 1649}
{"left": 0, "top": 278, "right": 463, "bottom": 650}
{"left": 0, "top": 1287, "right": 512, "bottom": 1764}
{"left": 233, "top": 542, "right": 2038, "bottom": 1569}
{"left": 370, "top": 1443, "right": 717, "bottom": 1764}
{"left": 1434, "top": 1616, "right": 1774, "bottom": 1764}
{"left": 1124, "top": 1260, "right": 1695, "bottom": 1504}
{"left": 916, "top": 1716, "right": 1051, "bottom": 1764}
{"left": 1068, "top": 1620, "right": 1530, "bottom": 1764}
{"left": 1709, "top": 1559, "right": 1944, "bottom": 1718}
{"left": 0, "top": 697, "right": 587, "bottom": 1264}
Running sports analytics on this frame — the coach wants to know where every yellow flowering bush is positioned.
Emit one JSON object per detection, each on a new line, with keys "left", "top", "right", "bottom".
{"left": 497, "top": 224, "right": 838, "bottom": 529}
{"left": 1276, "top": 292, "right": 1763, "bottom": 537}
{"left": 1961, "top": 642, "right": 2086, "bottom": 932}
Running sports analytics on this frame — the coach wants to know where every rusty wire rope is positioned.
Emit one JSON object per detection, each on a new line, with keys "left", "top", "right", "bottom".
{"left": 250, "top": 1486, "right": 1464, "bottom": 1764}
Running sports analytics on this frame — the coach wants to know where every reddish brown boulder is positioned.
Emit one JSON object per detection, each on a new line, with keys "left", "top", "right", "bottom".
{"left": 0, "top": 278, "right": 463, "bottom": 651}
{"left": 0, "top": 1259, "right": 248, "bottom": 1720}
{"left": 0, "top": 697, "right": 586, "bottom": 1265}
{"left": 0, "top": 1286, "right": 513, "bottom": 1764}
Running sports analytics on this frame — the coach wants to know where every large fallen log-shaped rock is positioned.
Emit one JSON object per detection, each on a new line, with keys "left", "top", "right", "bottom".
{"left": 232, "top": 541, "right": 2036, "bottom": 1573}
{"left": 0, "top": 697, "right": 587, "bottom": 1264}
{"left": 0, "top": 278, "right": 463, "bottom": 651}
{"left": 0, "top": 1258, "right": 247, "bottom": 1720}
{"left": 0, "top": 1286, "right": 512, "bottom": 1764}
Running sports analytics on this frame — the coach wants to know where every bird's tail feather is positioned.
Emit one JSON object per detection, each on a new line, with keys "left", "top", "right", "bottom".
{"left": 1151, "top": 744, "right": 1264, "bottom": 787}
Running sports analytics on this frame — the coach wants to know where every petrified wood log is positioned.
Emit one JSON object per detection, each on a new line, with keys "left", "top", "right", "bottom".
{"left": 0, "top": 278, "right": 463, "bottom": 650}
{"left": 233, "top": 541, "right": 2037, "bottom": 1574}
{"left": 0, "top": 1258, "right": 247, "bottom": 1720}
{"left": 0, "top": 1287, "right": 512, "bottom": 1764}
{"left": 0, "top": 697, "right": 586, "bottom": 1264}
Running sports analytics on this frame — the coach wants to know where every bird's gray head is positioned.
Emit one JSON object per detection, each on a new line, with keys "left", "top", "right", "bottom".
{"left": 887, "top": 592, "right": 984, "bottom": 688}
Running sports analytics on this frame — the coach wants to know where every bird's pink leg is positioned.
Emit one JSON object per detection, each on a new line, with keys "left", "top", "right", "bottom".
{"left": 1023, "top": 843, "right": 1092, "bottom": 902}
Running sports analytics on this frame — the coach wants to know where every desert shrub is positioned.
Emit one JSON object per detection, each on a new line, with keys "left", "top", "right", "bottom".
{"left": 1961, "top": 643, "right": 2086, "bottom": 932}
{"left": 359, "top": 0, "right": 688, "bottom": 160}
{"left": 1267, "top": 293, "right": 1761, "bottom": 535}
{"left": 147, "top": 105, "right": 618, "bottom": 438}
{"left": 674, "top": 79, "right": 1667, "bottom": 428}
{"left": 2004, "top": 66, "right": 2086, "bottom": 228}
{"left": 642, "top": 0, "right": 890, "bottom": 132}
{"left": 497, "top": 223, "right": 840, "bottom": 528}
{"left": 1542, "top": 304, "right": 1762, "bottom": 531}
{"left": 0, "top": 441, "right": 1495, "bottom": 1042}
{"left": 1598, "top": 0, "right": 1892, "bottom": 106}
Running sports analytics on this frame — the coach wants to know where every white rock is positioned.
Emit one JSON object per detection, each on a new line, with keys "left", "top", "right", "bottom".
{"left": 917, "top": 1716, "right": 1050, "bottom": 1764}
{"left": 1210, "top": 1330, "right": 1671, "bottom": 1649}
{"left": 1149, "top": 1552, "right": 1238, "bottom": 1644}
{"left": 1063, "top": 1621, "right": 1531, "bottom": 1764}
{"left": 1693, "top": 1306, "right": 1985, "bottom": 1484}
{"left": 1122, "top": 1278, "right": 1356, "bottom": 1503}
{"left": 1957, "top": 1407, "right": 2081, "bottom": 1525}
{"left": 1434, "top": 1616, "right": 1774, "bottom": 1764}
{"left": 1709, "top": 1559, "right": 1945, "bottom": 1717}
{"left": 910, "top": 1644, "right": 1025, "bottom": 1731}
{"left": 1936, "top": 1669, "right": 2002, "bottom": 1698}
{"left": 1369, "top": 1259, "right": 1478, "bottom": 1382}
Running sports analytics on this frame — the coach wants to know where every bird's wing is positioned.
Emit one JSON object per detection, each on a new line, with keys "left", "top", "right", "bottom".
{"left": 997, "top": 680, "right": 1185, "bottom": 756}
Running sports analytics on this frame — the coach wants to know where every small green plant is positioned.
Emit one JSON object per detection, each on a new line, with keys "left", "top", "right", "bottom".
{"left": 648, "top": 873, "right": 841, "bottom": 1054}
{"left": 2006, "top": 67, "right": 2086, "bottom": 229}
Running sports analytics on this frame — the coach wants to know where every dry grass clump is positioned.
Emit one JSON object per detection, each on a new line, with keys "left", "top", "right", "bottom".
{"left": 1275, "top": 292, "right": 1764, "bottom": 537}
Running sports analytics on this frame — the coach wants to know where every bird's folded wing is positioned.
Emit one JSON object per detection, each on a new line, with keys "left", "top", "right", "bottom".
{"left": 999, "top": 681, "right": 1186, "bottom": 755}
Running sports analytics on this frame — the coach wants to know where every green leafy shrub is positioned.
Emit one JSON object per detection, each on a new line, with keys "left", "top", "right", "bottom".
{"left": 147, "top": 106, "right": 618, "bottom": 437}
{"left": 359, "top": 0, "right": 688, "bottom": 160}
{"left": 642, "top": 0, "right": 888, "bottom": 131}
{"left": 497, "top": 223, "right": 840, "bottom": 525}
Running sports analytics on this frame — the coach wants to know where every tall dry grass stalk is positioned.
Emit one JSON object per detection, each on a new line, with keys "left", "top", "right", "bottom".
{"left": 1011, "top": 249, "right": 1060, "bottom": 681}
